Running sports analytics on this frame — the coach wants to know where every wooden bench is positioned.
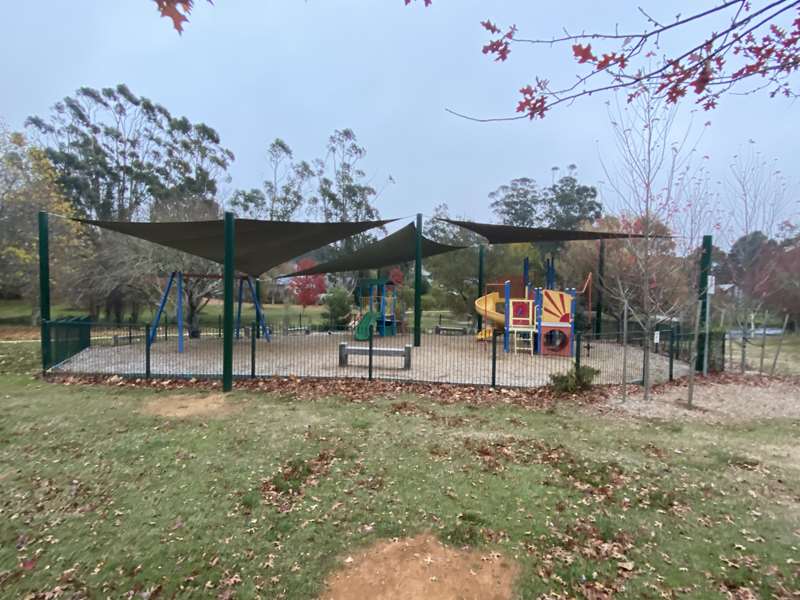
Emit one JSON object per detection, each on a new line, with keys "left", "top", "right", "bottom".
{"left": 338, "top": 343, "right": 412, "bottom": 369}
{"left": 434, "top": 325, "right": 468, "bottom": 336}
{"left": 286, "top": 327, "right": 310, "bottom": 335}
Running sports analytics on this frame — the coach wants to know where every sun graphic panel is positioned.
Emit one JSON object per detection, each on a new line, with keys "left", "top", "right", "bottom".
{"left": 541, "top": 290, "right": 573, "bottom": 326}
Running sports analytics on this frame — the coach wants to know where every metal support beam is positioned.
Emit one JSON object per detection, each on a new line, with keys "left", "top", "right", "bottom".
{"left": 414, "top": 213, "right": 423, "bottom": 347}
{"left": 176, "top": 271, "right": 184, "bottom": 353}
{"left": 696, "top": 234, "right": 712, "bottom": 372}
{"left": 595, "top": 239, "right": 605, "bottom": 335}
{"left": 503, "top": 280, "right": 510, "bottom": 353}
{"left": 523, "top": 256, "right": 530, "bottom": 291}
{"left": 149, "top": 272, "right": 176, "bottom": 346}
{"left": 223, "top": 212, "right": 235, "bottom": 392}
{"left": 246, "top": 276, "right": 270, "bottom": 341}
{"left": 38, "top": 212, "right": 51, "bottom": 372}
{"left": 477, "top": 245, "right": 485, "bottom": 331}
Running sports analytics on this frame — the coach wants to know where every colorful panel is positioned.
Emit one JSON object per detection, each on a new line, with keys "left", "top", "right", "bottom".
{"left": 510, "top": 300, "right": 533, "bottom": 327}
{"left": 542, "top": 290, "right": 573, "bottom": 324}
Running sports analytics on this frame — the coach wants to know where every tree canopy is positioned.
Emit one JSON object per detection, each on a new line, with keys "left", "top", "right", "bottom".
{"left": 26, "top": 84, "right": 233, "bottom": 222}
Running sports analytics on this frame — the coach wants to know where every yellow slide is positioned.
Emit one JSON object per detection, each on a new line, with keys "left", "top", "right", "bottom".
{"left": 475, "top": 292, "right": 506, "bottom": 340}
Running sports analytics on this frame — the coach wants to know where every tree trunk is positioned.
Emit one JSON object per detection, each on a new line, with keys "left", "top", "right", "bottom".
{"left": 187, "top": 293, "right": 202, "bottom": 338}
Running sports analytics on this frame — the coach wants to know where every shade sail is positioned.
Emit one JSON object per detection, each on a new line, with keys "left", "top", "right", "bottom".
{"left": 281, "top": 222, "right": 466, "bottom": 277}
{"left": 440, "top": 219, "right": 649, "bottom": 244}
{"left": 77, "top": 217, "right": 395, "bottom": 276}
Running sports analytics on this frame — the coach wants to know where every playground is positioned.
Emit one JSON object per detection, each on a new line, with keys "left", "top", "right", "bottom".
{"left": 51, "top": 328, "right": 688, "bottom": 386}
{"left": 37, "top": 214, "right": 720, "bottom": 392}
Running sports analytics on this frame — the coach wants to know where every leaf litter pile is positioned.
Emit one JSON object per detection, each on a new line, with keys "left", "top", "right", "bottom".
{"left": 0, "top": 373, "right": 798, "bottom": 598}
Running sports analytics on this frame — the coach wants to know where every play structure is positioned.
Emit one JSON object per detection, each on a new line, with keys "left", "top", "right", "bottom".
{"left": 475, "top": 257, "right": 580, "bottom": 357}
{"left": 352, "top": 277, "right": 401, "bottom": 341}
{"left": 41, "top": 211, "right": 712, "bottom": 392}
{"left": 149, "top": 271, "right": 270, "bottom": 352}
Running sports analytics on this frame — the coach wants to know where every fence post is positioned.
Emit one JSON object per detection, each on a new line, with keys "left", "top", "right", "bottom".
{"left": 575, "top": 331, "right": 581, "bottom": 371}
{"left": 621, "top": 300, "right": 628, "bottom": 403}
{"left": 668, "top": 327, "right": 675, "bottom": 382}
{"left": 688, "top": 300, "right": 703, "bottom": 407}
{"left": 476, "top": 245, "right": 485, "bottom": 332}
{"left": 491, "top": 329, "right": 498, "bottom": 388}
{"left": 38, "top": 211, "right": 51, "bottom": 373}
{"left": 696, "top": 234, "right": 712, "bottom": 371}
{"left": 770, "top": 313, "right": 789, "bottom": 375}
{"left": 41, "top": 319, "right": 50, "bottom": 373}
{"left": 222, "top": 211, "right": 235, "bottom": 392}
{"left": 145, "top": 333, "right": 151, "bottom": 380}
{"left": 758, "top": 312, "right": 768, "bottom": 374}
{"left": 595, "top": 239, "right": 605, "bottom": 335}
{"left": 740, "top": 331, "right": 747, "bottom": 374}
{"left": 250, "top": 321, "right": 256, "bottom": 379}
{"left": 413, "top": 213, "right": 423, "bottom": 347}
{"left": 368, "top": 325, "right": 374, "bottom": 381}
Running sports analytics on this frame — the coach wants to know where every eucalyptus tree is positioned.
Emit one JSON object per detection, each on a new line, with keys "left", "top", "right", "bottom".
{"left": 26, "top": 84, "right": 233, "bottom": 221}
{"left": 26, "top": 84, "right": 235, "bottom": 321}
{"left": 230, "top": 138, "right": 314, "bottom": 221}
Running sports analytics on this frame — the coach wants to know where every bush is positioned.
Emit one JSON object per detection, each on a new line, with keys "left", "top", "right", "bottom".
{"left": 322, "top": 287, "right": 353, "bottom": 328}
{"left": 548, "top": 365, "right": 600, "bottom": 394}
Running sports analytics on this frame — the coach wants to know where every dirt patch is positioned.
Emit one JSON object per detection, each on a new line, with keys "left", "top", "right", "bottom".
{"left": 141, "top": 393, "right": 239, "bottom": 419}
{"left": 320, "top": 533, "right": 519, "bottom": 600}
{"left": 603, "top": 375, "right": 800, "bottom": 421}
{"left": 0, "top": 326, "right": 39, "bottom": 341}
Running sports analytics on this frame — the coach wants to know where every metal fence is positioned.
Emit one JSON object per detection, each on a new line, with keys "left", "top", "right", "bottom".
{"left": 723, "top": 331, "right": 794, "bottom": 376}
{"left": 44, "top": 317, "right": 722, "bottom": 389}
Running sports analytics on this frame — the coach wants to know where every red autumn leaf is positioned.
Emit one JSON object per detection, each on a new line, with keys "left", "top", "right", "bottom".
{"left": 154, "top": 0, "right": 191, "bottom": 32}
{"left": 481, "top": 19, "right": 501, "bottom": 35}
{"left": 572, "top": 43, "right": 596, "bottom": 64}
{"left": 20, "top": 559, "right": 36, "bottom": 571}
{"left": 692, "top": 63, "right": 713, "bottom": 94}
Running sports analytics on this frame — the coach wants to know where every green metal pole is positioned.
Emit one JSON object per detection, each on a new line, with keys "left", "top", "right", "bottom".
{"left": 414, "top": 213, "right": 423, "bottom": 347}
{"left": 255, "top": 278, "right": 262, "bottom": 339}
{"left": 696, "top": 234, "right": 712, "bottom": 372}
{"left": 477, "top": 245, "right": 485, "bottom": 331}
{"left": 595, "top": 239, "right": 605, "bottom": 335}
{"left": 38, "top": 212, "right": 51, "bottom": 372}
{"left": 223, "top": 212, "right": 235, "bottom": 391}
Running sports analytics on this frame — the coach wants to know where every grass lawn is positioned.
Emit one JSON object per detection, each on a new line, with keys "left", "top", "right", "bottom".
{"left": 0, "top": 299, "right": 328, "bottom": 340}
{"left": 0, "top": 343, "right": 798, "bottom": 598}
{"left": 726, "top": 333, "right": 800, "bottom": 377}
{"left": 0, "top": 299, "right": 467, "bottom": 340}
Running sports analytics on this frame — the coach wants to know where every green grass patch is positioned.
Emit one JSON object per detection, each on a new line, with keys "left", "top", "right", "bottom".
{"left": 0, "top": 364, "right": 798, "bottom": 598}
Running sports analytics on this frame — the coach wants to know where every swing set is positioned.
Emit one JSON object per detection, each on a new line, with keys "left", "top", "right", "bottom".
{"left": 148, "top": 272, "right": 271, "bottom": 352}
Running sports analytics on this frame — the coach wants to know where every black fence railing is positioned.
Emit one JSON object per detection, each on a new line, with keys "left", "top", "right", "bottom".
{"left": 44, "top": 319, "right": 721, "bottom": 388}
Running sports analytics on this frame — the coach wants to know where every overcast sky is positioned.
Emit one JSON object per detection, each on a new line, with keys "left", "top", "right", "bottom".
{"left": 1, "top": 1, "right": 797, "bottom": 233}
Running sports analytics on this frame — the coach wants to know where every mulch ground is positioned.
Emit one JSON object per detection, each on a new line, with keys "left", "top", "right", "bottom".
{"left": 44, "top": 372, "right": 611, "bottom": 410}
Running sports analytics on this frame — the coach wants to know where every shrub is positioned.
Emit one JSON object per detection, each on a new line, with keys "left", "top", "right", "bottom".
{"left": 548, "top": 365, "right": 600, "bottom": 394}
{"left": 322, "top": 286, "right": 353, "bottom": 328}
